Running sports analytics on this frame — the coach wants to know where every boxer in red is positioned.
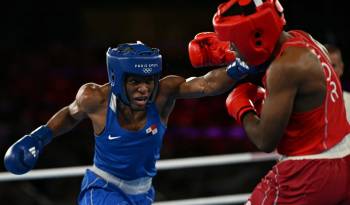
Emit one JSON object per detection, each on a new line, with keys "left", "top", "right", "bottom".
{"left": 213, "top": 0, "right": 350, "bottom": 204}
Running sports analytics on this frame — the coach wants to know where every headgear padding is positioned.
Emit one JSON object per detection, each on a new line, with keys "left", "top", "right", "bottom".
{"left": 213, "top": 0, "right": 286, "bottom": 66}
{"left": 106, "top": 41, "right": 162, "bottom": 105}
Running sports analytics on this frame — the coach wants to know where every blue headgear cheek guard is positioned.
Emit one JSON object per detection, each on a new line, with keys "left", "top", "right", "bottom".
{"left": 106, "top": 42, "right": 162, "bottom": 105}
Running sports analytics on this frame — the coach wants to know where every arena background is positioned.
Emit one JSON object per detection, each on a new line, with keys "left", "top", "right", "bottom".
{"left": 1, "top": 0, "right": 349, "bottom": 204}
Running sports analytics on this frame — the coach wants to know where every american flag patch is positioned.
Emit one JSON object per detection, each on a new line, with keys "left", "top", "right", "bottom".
{"left": 146, "top": 124, "right": 158, "bottom": 135}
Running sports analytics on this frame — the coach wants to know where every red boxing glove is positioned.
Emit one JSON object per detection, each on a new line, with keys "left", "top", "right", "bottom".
{"left": 188, "top": 32, "right": 236, "bottom": 68}
{"left": 226, "top": 83, "right": 266, "bottom": 124}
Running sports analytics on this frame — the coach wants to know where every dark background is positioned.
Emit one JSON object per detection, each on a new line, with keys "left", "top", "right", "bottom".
{"left": 1, "top": 0, "right": 349, "bottom": 204}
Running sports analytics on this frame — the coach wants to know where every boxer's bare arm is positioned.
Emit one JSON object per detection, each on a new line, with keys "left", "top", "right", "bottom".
{"left": 156, "top": 68, "right": 235, "bottom": 124}
{"left": 175, "top": 67, "right": 235, "bottom": 99}
{"left": 47, "top": 83, "right": 105, "bottom": 137}
{"left": 241, "top": 53, "right": 300, "bottom": 152}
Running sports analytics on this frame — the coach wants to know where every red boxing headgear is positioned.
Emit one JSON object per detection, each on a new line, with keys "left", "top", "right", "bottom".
{"left": 213, "top": 0, "right": 286, "bottom": 66}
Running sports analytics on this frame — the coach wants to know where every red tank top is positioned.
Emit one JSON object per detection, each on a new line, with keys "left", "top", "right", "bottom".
{"left": 263, "top": 30, "right": 350, "bottom": 156}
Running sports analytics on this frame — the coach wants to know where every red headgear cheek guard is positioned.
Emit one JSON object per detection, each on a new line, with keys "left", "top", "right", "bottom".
{"left": 213, "top": 0, "right": 286, "bottom": 66}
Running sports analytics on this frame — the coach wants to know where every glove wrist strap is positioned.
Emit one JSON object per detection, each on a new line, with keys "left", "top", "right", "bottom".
{"left": 238, "top": 106, "right": 257, "bottom": 125}
{"left": 30, "top": 125, "right": 53, "bottom": 148}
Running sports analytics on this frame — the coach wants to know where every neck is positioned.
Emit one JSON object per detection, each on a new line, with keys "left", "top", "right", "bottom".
{"left": 271, "top": 31, "right": 292, "bottom": 58}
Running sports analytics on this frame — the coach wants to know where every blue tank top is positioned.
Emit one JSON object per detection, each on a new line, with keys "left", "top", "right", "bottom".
{"left": 93, "top": 92, "right": 166, "bottom": 180}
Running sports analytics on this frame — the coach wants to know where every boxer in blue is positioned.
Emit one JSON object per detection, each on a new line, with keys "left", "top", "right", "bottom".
{"left": 4, "top": 40, "right": 258, "bottom": 204}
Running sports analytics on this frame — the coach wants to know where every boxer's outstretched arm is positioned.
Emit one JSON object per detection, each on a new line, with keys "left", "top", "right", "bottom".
{"left": 173, "top": 58, "right": 260, "bottom": 99}
{"left": 175, "top": 67, "right": 236, "bottom": 99}
{"left": 157, "top": 70, "right": 235, "bottom": 124}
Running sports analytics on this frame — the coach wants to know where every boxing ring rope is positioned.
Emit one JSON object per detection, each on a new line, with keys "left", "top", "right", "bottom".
{"left": 0, "top": 152, "right": 279, "bottom": 204}
{"left": 153, "top": 193, "right": 251, "bottom": 205}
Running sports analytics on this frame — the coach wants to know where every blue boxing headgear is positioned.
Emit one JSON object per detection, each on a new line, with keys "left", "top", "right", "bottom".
{"left": 106, "top": 41, "right": 162, "bottom": 105}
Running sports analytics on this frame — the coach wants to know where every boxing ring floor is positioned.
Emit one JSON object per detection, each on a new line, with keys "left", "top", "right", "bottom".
{"left": 0, "top": 152, "right": 278, "bottom": 204}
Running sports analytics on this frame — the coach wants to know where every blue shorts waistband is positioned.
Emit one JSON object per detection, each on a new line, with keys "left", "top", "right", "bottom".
{"left": 90, "top": 165, "right": 152, "bottom": 195}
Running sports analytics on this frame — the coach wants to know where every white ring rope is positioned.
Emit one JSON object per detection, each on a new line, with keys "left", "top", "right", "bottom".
{"left": 157, "top": 152, "right": 278, "bottom": 170}
{"left": 0, "top": 152, "right": 278, "bottom": 182}
{"left": 0, "top": 152, "right": 278, "bottom": 204}
{"left": 153, "top": 193, "right": 251, "bottom": 205}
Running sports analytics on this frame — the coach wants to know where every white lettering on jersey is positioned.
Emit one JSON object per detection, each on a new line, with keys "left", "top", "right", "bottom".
{"left": 322, "top": 62, "right": 339, "bottom": 103}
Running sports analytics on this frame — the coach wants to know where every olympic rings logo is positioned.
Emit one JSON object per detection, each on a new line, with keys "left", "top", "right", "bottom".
{"left": 143, "top": 67, "right": 153, "bottom": 73}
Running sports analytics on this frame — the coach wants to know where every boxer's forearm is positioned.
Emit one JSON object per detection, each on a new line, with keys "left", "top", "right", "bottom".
{"left": 177, "top": 67, "right": 235, "bottom": 98}
{"left": 46, "top": 105, "right": 85, "bottom": 137}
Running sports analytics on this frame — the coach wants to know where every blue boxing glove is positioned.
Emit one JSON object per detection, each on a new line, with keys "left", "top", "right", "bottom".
{"left": 4, "top": 125, "right": 53, "bottom": 175}
{"left": 226, "top": 58, "right": 260, "bottom": 81}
